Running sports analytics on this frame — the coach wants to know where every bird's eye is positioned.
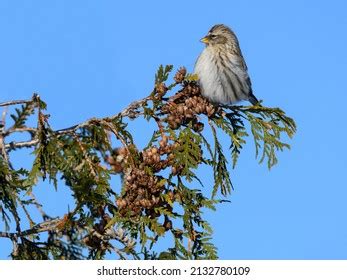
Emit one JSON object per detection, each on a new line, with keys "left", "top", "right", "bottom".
{"left": 210, "top": 34, "right": 217, "bottom": 39}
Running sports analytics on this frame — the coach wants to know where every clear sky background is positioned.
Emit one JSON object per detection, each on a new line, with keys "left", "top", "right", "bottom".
{"left": 1, "top": 0, "right": 347, "bottom": 259}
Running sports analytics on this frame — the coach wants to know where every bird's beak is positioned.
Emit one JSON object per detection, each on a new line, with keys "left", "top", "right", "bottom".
{"left": 200, "top": 36, "right": 210, "bottom": 44}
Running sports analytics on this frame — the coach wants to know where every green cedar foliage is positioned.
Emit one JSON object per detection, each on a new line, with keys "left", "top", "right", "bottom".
{"left": 0, "top": 66, "right": 296, "bottom": 259}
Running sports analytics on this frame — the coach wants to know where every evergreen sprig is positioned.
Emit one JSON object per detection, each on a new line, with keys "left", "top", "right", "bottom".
{"left": 0, "top": 65, "right": 296, "bottom": 259}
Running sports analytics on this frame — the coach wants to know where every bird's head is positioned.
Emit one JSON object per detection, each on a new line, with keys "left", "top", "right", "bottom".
{"left": 200, "top": 24, "right": 237, "bottom": 46}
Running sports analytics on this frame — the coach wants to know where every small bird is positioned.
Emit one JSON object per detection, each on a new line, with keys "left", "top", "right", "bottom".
{"left": 194, "top": 24, "right": 258, "bottom": 105}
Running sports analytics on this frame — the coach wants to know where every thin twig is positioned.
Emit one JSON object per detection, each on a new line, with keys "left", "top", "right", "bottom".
{"left": 118, "top": 96, "right": 152, "bottom": 118}
{"left": 0, "top": 231, "right": 12, "bottom": 238}
{"left": 1, "top": 95, "right": 152, "bottom": 153}
{"left": 0, "top": 134, "right": 9, "bottom": 163}
{"left": 1, "top": 106, "right": 8, "bottom": 126}
{"left": 4, "top": 127, "right": 37, "bottom": 136}
{"left": 55, "top": 117, "right": 100, "bottom": 135}
{"left": 18, "top": 199, "right": 35, "bottom": 229}
{"left": 73, "top": 133, "right": 97, "bottom": 177}
{"left": 11, "top": 236, "right": 19, "bottom": 257}
{"left": 29, "top": 192, "right": 49, "bottom": 220}
{"left": 0, "top": 99, "right": 33, "bottom": 107}
{"left": 0, "top": 106, "right": 13, "bottom": 171}
{"left": 0, "top": 218, "right": 62, "bottom": 239}
{"left": 100, "top": 120, "right": 128, "bottom": 148}
{"left": 5, "top": 139, "right": 39, "bottom": 151}
{"left": 55, "top": 96, "right": 152, "bottom": 135}
{"left": 110, "top": 245, "right": 127, "bottom": 260}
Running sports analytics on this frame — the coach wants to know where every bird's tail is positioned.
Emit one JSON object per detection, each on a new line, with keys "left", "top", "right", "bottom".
{"left": 248, "top": 92, "right": 259, "bottom": 105}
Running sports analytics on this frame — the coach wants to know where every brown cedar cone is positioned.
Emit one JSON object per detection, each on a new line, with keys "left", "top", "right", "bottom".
{"left": 174, "top": 67, "right": 187, "bottom": 83}
{"left": 106, "top": 147, "right": 127, "bottom": 173}
{"left": 155, "top": 82, "right": 167, "bottom": 98}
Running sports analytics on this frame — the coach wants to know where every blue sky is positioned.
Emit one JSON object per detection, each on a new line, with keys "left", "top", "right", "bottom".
{"left": 1, "top": 0, "right": 347, "bottom": 259}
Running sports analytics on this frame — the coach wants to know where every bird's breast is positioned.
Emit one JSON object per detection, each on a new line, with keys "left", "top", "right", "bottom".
{"left": 194, "top": 49, "right": 220, "bottom": 97}
{"left": 194, "top": 48, "right": 250, "bottom": 104}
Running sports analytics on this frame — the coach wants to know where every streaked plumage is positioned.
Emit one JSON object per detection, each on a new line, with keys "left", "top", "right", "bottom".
{"left": 194, "top": 24, "right": 258, "bottom": 105}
